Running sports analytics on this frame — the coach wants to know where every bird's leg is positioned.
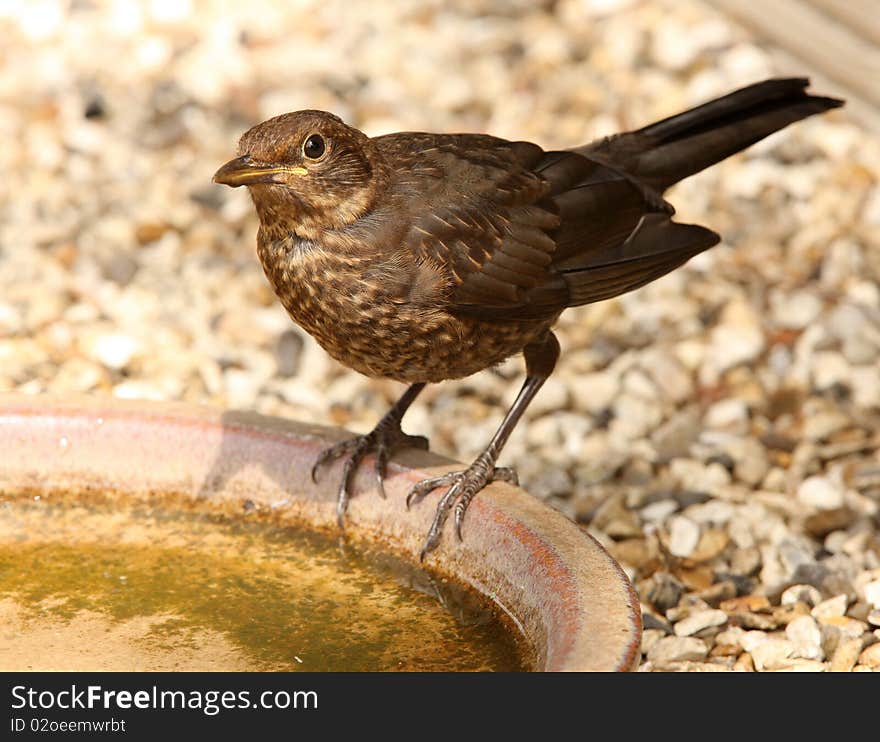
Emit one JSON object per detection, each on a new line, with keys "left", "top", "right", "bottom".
{"left": 408, "top": 333, "right": 560, "bottom": 558}
{"left": 312, "top": 382, "right": 428, "bottom": 527}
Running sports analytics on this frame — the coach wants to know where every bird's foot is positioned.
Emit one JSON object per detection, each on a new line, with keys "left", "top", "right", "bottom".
{"left": 312, "top": 421, "right": 428, "bottom": 527}
{"left": 406, "top": 455, "right": 518, "bottom": 559}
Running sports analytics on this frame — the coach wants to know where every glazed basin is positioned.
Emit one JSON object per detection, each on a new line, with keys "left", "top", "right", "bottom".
{"left": 0, "top": 393, "right": 641, "bottom": 671}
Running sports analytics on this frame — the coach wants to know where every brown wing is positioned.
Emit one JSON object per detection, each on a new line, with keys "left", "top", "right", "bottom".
{"left": 383, "top": 134, "right": 563, "bottom": 319}
{"left": 381, "top": 133, "right": 718, "bottom": 322}
{"left": 533, "top": 150, "right": 719, "bottom": 308}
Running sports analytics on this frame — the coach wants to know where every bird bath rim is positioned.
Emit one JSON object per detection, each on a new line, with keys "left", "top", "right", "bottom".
{"left": 0, "top": 393, "right": 641, "bottom": 672}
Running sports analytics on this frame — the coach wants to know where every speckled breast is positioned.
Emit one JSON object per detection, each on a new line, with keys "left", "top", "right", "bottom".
{"left": 257, "top": 239, "right": 546, "bottom": 383}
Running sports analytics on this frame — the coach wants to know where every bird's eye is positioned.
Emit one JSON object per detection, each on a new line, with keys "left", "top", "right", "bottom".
{"left": 302, "top": 134, "right": 326, "bottom": 160}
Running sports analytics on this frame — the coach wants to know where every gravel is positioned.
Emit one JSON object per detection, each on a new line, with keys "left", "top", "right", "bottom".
{"left": 0, "top": 0, "right": 877, "bottom": 672}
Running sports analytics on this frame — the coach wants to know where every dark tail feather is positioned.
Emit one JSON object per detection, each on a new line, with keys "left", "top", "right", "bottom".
{"left": 584, "top": 78, "right": 844, "bottom": 193}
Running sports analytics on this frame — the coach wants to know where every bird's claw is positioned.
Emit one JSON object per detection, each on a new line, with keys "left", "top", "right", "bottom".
{"left": 407, "top": 462, "right": 518, "bottom": 559}
{"left": 405, "top": 472, "right": 459, "bottom": 509}
{"left": 312, "top": 426, "right": 428, "bottom": 528}
{"left": 311, "top": 437, "right": 361, "bottom": 484}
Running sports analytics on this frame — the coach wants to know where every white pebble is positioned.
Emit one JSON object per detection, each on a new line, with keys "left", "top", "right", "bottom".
{"left": 785, "top": 615, "right": 823, "bottom": 660}
{"left": 568, "top": 371, "right": 620, "bottom": 415}
{"left": 748, "top": 638, "right": 797, "bottom": 672}
{"left": 668, "top": 515, "right": 700, "bottom": 557}
{"left": 86, "top": 332, "right": 139, "bottom": 370}
{"left": 646, "top": 636, "right": 708, "bottom": 665}
{"left": 674, "top": 609, "right": 728, "bottom": 637}
{"left": 811, "top": 351, "right": 851, "bottom": 391}
{"left": 709, "top": 324, "right": 765, "bottom": 373}
{"left": 669, "top": 458, "right": 731, "bottom": 493}
{"left": 704, "top": 398, "right": 749, "bottom": 431}
{"left": 811, "top": 594, "right": 849, "bottom": 619}
{"left": 781, "top": 584, "right": 822, "bottom": 607}
{"left": 862, "top": 580, "right": 880, "bottom": 609}
{"left": 771, "top": 290, "right": 823, "bottom": 330}
{"left": 640, "top": 498, "right": 679, "bottom": 523}
{"left": 797, "top": 476, "right": 844, "bottom": 510}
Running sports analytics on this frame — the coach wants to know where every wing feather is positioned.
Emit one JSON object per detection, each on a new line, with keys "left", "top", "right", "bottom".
{"left": 387, "top": 134, "right": 717, "bottom": 322}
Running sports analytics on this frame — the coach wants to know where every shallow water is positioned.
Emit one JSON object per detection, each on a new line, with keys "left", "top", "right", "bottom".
{"left": 0, "top": 494, "right": 527, "bottom": 671}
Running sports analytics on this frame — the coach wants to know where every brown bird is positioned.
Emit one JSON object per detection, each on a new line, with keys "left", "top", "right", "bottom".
{"left": 214, "top": 78, "right": 842, "bottom": 557}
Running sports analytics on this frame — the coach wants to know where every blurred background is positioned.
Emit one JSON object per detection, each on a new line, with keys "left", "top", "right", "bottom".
{"left": 1, "top": 0, "right": 878, "bottom": 671}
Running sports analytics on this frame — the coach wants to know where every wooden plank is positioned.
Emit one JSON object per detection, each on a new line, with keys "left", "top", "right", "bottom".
{"left": 763, "top": 48, "right": 880, "bottom": 135}
{"left": 705, "top": 0, "right": 880, "bottom": 112}
{"left": 810, "top": 0, "right": 880, "bottom": 47}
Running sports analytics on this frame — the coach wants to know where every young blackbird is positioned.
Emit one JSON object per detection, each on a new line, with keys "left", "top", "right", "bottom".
{"left": 214, "top": 78, "right": 842, "bottom": 557}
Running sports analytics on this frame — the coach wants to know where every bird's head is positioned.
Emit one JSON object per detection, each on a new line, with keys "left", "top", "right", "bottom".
{"left": 213, "top": 110, "right": 382, "bottom": 237}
